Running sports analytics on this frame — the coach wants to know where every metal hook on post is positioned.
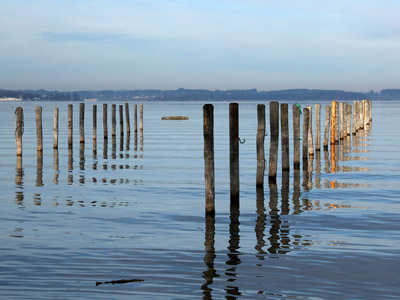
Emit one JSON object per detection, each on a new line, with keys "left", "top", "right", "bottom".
{"left": 238, "top": 137, "right": 245, "bottom": 144}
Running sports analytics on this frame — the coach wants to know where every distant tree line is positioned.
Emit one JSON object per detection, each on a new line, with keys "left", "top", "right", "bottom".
{"left": 2, "top": 88, "right": 400, "bottom": 101}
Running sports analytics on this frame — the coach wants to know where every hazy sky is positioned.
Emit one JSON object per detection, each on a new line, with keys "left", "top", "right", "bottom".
{"left": 1, "top": 0, "right": 399, "bottom": 91}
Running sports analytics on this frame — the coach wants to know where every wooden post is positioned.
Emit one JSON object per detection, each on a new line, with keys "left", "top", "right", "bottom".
{"left": 15, "top": 107, "right": 24, "bottom": 156}
{"left": 292, "top": 104, "right": 301, "bottom": 170}
{"left": 256, "top": 104, "right": 266, "bottom": 187}
{"left": 330, "top": 101, "right": 337, "bottom": 144}
{"left": 315, "top": 104, "right": 321, "bottom": 151}
{"left": 134, "top": 104, "right": 138, "bottom": 132}
{"left": 358, "top": 101, "right": 363, "bottom": 130}
{"left": 339, "top": 102, "right": 344, "bottom": 139}
{"left": 203, "top": 104, "right": 215, "bottom": 215}
{"left": 306, "top": 105, "right": 314, "bottom": 158}
{"left": 140, "top": 104, "right": 143, "bottom": 131}
{"left": 368, "top": 100, "right": 372, "bottom": 124}
{"left": 323, "top": 105, "right": 331, "bottom": 150}
{"left": 68, "top": 104, "right": 73, "bottom": 148}
{"left": 119, "top": 105, "right": 124, "bottom": 137}
{"left": 93, "top": 105, "right": 97, "bottom": 141}
{"left": 281, "top": 103, "right": 289, "bottom": 172}
{"left": 334, "top": 101, "right": 339, "bottom": 143}
{"left": 229, "top": 103, "right": 239, "bottom": 204}
{"left": 268, "top": 101, "right": 279, "bottom": 183}
{"left": 346, "top": 103, "right": 352, "bottom": 136}
{"left": 79, "top": 103, "right": 85, "bottom": 144}
{"left": 111, "top": 104, "right": 116, "bottom": 137}
{"left": 103, "top": 104, "right": 108, "bottom": 140}
{"left": 352, "top": 101, "right": 357, "bottom": 135}
{"left": 363, "top": 100, "right": 368, "bottom": 129}
{"left": 302, "top": 108, "right": 309, "bottom": 163}
{"left": 35, "top": 106, "right": 43, "bottom": 152}
{"left": 125, "top": 103, "right": 131, "bottom": 134}
{"left": 53, "top": 107, "right": 59, "bottom": 149}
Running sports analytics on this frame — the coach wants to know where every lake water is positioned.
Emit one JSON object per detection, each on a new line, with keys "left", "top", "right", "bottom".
{"left": 0, "top": 100, "right": 399, "bottom": 299}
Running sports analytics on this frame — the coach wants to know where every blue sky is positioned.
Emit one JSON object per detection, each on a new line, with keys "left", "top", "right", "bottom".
{"left": 0, "top": 0, "right": 399, "bottom": 91}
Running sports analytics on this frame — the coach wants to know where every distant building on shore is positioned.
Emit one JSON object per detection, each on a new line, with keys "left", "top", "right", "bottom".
{"left": 0, "top": 97, "right": 22, "bottom": 102}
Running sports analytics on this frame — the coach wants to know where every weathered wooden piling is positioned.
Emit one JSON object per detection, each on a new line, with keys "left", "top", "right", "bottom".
{"left": 79, "top": 103, "right": 85, "bottom": 144}
{"left": 112, "top": 104, "right": 116, "bottom": 137}
{"left": 68, "top": 104, "right": 73, "bottom": 148}
{"left": 256, "top": 104, "right": 266, "bottom": 187}
{"left": 203, "top": 104, "right": 215, "bottom": 214}
{"left": 330, "top": 101, "right": 337, "bottom": 144}
{"left": 315, "top": 104, "right": 321, "bottom": 151}
{"left": 339, "top": 102, "right": 344, "bottom": 139}
{"left": 15, "top": 107, "right": 24, "bottom": 156}
{"left": 125, "top": 103, "right": 131, "bottom": 134}
{"left": 302, "top": 108, "right": 309, "bottom": 165}
{"left": 363, "top": 100, "right": 368, "bottom": 129}
{"left": 268, "top": 102, "right": 279, "bottom": 183}
{"left": 358, "top": 101, "right": 363, "bottom": 130}
{"left": 140, "top": 104, "right": 143, "bottom": 131}
{"left": 281, "top": 103, "right": 289, "bottom": 172}
{"left": 103, "top": 104, "right": 108, "bottom": 140}
{"left": 292, "top": 104, "right": 301, "bottom": 170}
{"left": 119, "top": 105, "right": 124, "bottom": 137}
{"left": 352, "top": 101, "right": 357, "bottom": 135}
{"left": 334, "top": 101, "right": 339, "bottom": 143}
{"left": 323, "top": 105, "right": 331, "bottom": 150}
{"left": 346, "top": 103, "right": 352, "bottom": 136}
{"left": 93, "top": 105, "right": 97, "bottom": 141}
{"left": 368, "top": 100, "right": 372, "bottom": 124}
{"left": 306, "top": 105, "right": 314, "bottom": 158}
{"left": 53, "top": 107, "right": 59, "bottom": 149}
{"left": 134, "top": 104, "right": 138, "bottom": 132}
{"left": 229, "top": 103, "right": 240, "bottom": 204}
{"left": 35, "top": 106, "right": 43, "bottom": 152}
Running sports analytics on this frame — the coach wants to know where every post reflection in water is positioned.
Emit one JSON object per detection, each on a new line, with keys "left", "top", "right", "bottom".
{"left": 324, "top": 150, "right": 330, "bottom": 174}
{"left": 267, "top": 183, "right": 280, "bottom": 255}
{"left": 112, "top": 136, "right": 116, "bottom": 160}
{"left": 126, "top": 132, "right": 130, "bottom": 157}
{"left": 255, "top": 186, "right": 267, "bottom": 259}
{"left": 293, "top": 169, "right": 301, "bottom": 214}
{"left": 103, "top": 138, "right": 108, "bottom": 170}
{"left": 225, "top": 206, "right": 241, "bottom": 299}
{"left": 36, "top": 151, "right": 43, "bottom": 187}
{"left": 119, "top": 133, "right": 124, "bottom": 158}
{"left": 53, "top": 149, "right": 59, "bottom": 185}
{"left": 79, "top": 143, "right": 85, "bottom": 185}
{"left": 201, "top": 214, "right": 219, "bottom": 300}
{"left": 315, "top": 151, "right": 321, "bottom": 189}
{"left": 15, "top": 156, "right": 24, "bottom": 206}
{"left": 68, "top": 147, "right": 73, "bottom": 185}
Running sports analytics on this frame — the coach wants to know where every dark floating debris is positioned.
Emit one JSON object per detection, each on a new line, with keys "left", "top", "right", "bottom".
{"left": 96, "top": 278, "right": 145, "bottom": 286}
{"left": 161, "top": 116, "right": 189, "bottom": 120}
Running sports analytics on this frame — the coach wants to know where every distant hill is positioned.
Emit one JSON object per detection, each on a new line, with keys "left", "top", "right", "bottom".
{"left": 2, "top": 88, "right": 400, "bottom": 101}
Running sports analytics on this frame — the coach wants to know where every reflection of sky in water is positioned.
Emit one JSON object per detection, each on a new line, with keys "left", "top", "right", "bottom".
{"left": 0, "top": 100, "right": 400, "bottom": 299}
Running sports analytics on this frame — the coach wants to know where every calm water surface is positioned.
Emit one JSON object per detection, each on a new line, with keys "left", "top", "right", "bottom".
{"left": 0, "top": 100, "right": 399, "bottom": 299}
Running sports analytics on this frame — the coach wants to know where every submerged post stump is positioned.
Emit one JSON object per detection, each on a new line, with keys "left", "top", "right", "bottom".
{"left": 292, "top": 104, "right": 301, "bottom": 170}
{"left": 35, "top": 106, "right": 43, "bottom": 152}
{"left": 15, "top": 107, "right": 24, "bottom": 156}
{"left": 268, "top": 101, "right": 279, "bottom": 183}
{"left": 229, "top": 103, "right": 239, "bottom": 205}
{"left": 53, "top": 107, "right": 59, "bottom": 149}
{"left": 256, "top": 104, "right": 266, "bottom": 187}
{"left": 203, "top": 104, "right": 215, "bottom": 215}
{"left": 281, "top": 103, "right": 289, "bottom": 172}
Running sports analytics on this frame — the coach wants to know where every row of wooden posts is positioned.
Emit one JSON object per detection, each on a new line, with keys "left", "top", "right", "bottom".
{"left": 15, "top": 103, "right": 144, "bottom": 155}
{"left": 203, "top": 100, "right": 372, "bottom": 214}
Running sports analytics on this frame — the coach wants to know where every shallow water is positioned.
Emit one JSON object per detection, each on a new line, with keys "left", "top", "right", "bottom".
{"left": 0, "top": 100, "right": 399, "bottom": 299}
